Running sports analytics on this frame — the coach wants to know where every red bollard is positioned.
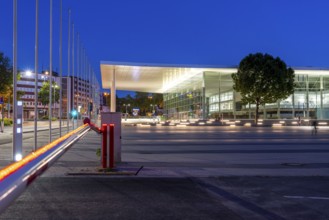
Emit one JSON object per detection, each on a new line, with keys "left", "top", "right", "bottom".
{"left": 109, "top": 124, "right": 115, "bottom": 169}
{"left": 102, "top": 124, "right": 107, "bottom": 168}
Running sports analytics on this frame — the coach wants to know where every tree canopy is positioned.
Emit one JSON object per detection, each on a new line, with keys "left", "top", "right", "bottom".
{"left": 0, "top": 51, "right": 24, "bottom": 106}
{"left": 0, "top": 52, "right": 12, "bottom": 94}
{"left": 105, "top": 92, "right": 163, "bottom": 116}
{"left": 232, "top": 53, "right": 295, "bottom": 123}
{"left": 38, "top": 81, "right": 60, "bottom": 108}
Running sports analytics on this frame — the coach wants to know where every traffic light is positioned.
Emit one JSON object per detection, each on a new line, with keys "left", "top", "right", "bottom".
{"left": 89, "top": 102, "right": 93, "bottom": 111}
{"left": 71, "top": 110, "right": 77, "bottom": 118}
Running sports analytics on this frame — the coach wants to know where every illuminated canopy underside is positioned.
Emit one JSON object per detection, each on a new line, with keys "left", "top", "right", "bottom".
{"left": 100, "top": 61, "right": 329, "bottom": 93}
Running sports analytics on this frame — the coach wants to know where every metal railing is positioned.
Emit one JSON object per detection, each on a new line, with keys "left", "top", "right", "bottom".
{"left": 0, "top": 124, "right": 90, "bottom": 213}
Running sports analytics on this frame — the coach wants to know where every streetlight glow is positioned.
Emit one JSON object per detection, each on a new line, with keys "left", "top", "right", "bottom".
{"left": 25, "top": 70, "right": 32, "bottom": 76}
{"left": 15, "top": 153, "right": 22, "bottom": 161}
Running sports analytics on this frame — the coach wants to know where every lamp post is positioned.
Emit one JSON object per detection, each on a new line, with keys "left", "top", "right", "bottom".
{"left": 103, "top": 92, "right": 109, "bottom": 106}
{"left": 123, "top": 103, "right": 130, "bottom": 121}
{"left": 53, "top": 84, "right": 58, "bottom": 118}
{"left": 150, "top": 104, "right": 155, "bottom": 115}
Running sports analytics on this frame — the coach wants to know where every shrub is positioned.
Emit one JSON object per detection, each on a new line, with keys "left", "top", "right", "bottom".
{"left": 96, "top": 148, "right": 101, "bottom": 157}
{"left": 41, "top": 115, "right": 48, "bottom": 120}
{"left": 3, "top": 117, "right": 13, "bottom": 126}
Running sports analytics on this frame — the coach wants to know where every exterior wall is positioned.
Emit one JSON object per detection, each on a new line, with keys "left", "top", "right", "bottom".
{"left": 163, "top": 73, "right": 203, "bottom": 120}
{"left": 16, "top": 73, "right": 100, "bottom": 120}
{"left": 71, "top": 76, "right": 90, "bottom": 115}
{"left": 163, "top": 71, "right": 329, "bottom": 120}
{"left": 70, "top": 76, "right": 100, "bottom": 118}
{"left": 17, "top": 72, "right": 55, "bottom": 119}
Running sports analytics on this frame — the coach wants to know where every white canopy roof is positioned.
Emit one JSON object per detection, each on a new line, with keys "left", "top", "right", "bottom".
{"left": 100, "top": 61, "right": 237, "bottom": 93}
{"left": 100, "top": 61, "right": 329, "bottom": 93}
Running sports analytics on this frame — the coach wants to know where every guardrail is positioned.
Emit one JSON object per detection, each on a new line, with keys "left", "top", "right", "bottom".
{"left": 0, "top": 124, "right": 90, "bottom": 213}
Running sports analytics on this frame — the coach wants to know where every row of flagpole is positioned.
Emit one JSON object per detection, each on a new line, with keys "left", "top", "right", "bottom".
{"left": 12, "top": 0, "right": 100, "bottom": 160}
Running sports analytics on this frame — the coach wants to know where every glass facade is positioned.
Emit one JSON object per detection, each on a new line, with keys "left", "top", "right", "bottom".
{"left": 163, "top": 70, "right": 329, "bottom": 120}
{"left": 163, "top": 73, "right": 203, "bottom": 120}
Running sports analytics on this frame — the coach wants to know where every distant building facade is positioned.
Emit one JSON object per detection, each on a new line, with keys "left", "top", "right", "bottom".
{"left": 17, "top": 71, "right": 100, "bottom": 120}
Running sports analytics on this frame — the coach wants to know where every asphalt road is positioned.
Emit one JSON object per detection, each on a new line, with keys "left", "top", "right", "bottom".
{"left": 1, "top": 125, "right": 329, "bottom": 219}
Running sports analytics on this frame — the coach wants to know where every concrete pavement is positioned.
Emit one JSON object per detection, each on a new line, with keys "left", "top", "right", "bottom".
{"left": 1, "top": 125, "right": 329, "bottom": 219}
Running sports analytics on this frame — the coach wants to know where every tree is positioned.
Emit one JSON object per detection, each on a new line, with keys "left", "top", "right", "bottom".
{"left": 38, "top": 81, "right": 60, "bottom": 115}
{"left": 0, "top": 52, "right": 12, "bottom": 94}
{"left": 232, "top": 53, "right": 295, "bottom": 124}
{"left": 106, "top": 92, "right": 163, "bottom": 116}
{"left": 0, "top": 51, "right": 24, "bottom": 117}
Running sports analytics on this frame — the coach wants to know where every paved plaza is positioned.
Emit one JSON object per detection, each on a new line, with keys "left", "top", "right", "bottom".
{"left": 1, "top": 125, "right": 329, "bottom": 219}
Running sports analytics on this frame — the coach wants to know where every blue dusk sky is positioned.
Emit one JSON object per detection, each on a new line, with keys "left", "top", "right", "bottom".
{"left": 1, "top": 0, "right": 329, "bottom": 96}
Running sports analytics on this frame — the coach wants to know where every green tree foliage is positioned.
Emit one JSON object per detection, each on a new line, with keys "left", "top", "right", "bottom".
{"left": 0, "top": 51, "right": 24, "bottom": 117}
{"left": 106, "top": 92, "right": 163, "bottom": 116}
{"left": 232, "top": 53, "right": 295, "bottom": 123}
{"left": 38, "top": 81, "right": 60, "bottom": 112}
{"left": 0, "top": 52, "right": 12, "bottom": 94}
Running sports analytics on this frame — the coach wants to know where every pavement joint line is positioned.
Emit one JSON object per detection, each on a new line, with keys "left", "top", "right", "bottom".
{"left": 66, "top": 171, "right": 136, "bottom": 176}
{"left": 193, "top": 178, "right": 286, "bottom": 220}
{"left": 284, "top": 195, "right": 329, "bottom": 200}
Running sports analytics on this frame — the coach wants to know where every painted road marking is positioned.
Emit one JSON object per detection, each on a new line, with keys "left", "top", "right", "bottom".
{"left": 284, "top": 196, "right": 329, "bottom": 200}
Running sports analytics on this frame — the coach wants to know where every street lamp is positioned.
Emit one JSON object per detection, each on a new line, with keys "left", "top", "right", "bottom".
{"left": 150, "top": 104, "right": 155, "bottom": 115}
{"left": 25, "top": 70, "right": 32, "bottom": 77}
{"left": 150, "top": 104, "right": 155, "bottom": 113}
{"left": 52, "top": 84, "right": 58, "bottom": 118}
{"left": 123, "top": 103, "right": 130, "bottom": 121}
{"left": 103, "top": 92, "right": 109, "bottom": 105}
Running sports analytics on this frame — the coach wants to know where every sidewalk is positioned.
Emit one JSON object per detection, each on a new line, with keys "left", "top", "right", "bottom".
{"left": 0, "top": 120, "right": 74, "bottom": 135}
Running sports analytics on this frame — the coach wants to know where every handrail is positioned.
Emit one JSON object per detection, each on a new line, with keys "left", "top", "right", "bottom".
{"left": 0, "top": 124, "right": 90, "bottom": 213}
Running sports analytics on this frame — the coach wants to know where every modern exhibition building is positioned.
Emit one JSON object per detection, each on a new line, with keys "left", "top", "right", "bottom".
{"left": 101, "top": 61, "right": 329, "bottom": 121}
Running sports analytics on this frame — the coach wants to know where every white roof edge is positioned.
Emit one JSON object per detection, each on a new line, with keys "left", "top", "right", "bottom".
{"left": 100, "top": 61, "right": 237, "bottom": 69}
{"left": 101, "top": 61, "right": 329, "bottom": 71}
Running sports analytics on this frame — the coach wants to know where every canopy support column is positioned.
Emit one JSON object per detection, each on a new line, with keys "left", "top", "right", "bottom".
{"left": 111, "top": 68, "right": 116, "bottom": 112}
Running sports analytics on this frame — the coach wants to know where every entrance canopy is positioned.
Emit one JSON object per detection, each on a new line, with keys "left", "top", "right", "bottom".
{"left": 100, "top": 61, "right": 236, "bottom": 93}
{"left": 101, "top": 61, "right": 329, "bottom": 94}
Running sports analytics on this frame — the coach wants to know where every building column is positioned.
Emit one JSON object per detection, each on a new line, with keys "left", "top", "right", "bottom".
{"left": 110, "top": 68, "right": 116, "bottom": 112}
{"left": 263, "top": 105, "right": 266, "bottom": 119}
{"left": 202, "top": 72, "right": 206, "bottom": 120}
{"left": 277, "top": 101, "right": 281, "bottom": 119}
{"left": 218, "top": 73, "right": 221, "bottom": 119}
{"left": 306, "top": 75, "right": 309, "bottom": 118}
{"left": 292, "top": 93, "right": 295, "bottom": 118}
{"left": 248, "top": 103, "right": 251, "bottom": 119}
{"left": 233, "top": 91, "right": 236, "bottom": 119}
{"left": 320, "top": 76, "right": 323, "bottom": 119}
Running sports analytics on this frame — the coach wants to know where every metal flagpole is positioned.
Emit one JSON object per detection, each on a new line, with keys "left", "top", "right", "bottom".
{"left": 49, "top": 0, "right": 53, "bottom": 142}
{"left": 86, "top": 60, "right": 88, "bottom": 118}
{"left": 34, "top": 0, "right": 39, "bottom": 150}
{"left": 59, "top": 0, "right": 63, "bottom": 137}
{"left": 67, "top": 9, "right": 71, "bottom": 132}
{"left": 82, "top": 49, "right": 85, "bottom": 118}
{"left": 72, "top": 23, "right": 75, "bottom": 130}
{"left": 89, "top": 62, "right": 92, "bottom": 119}
{"left": 77, "top": 34, "right": 79, "bottom": 125}
{"left": 13, "top": 0, "right": 18, "bottom": 161}
{"left": 82, "top": 47, "right": 85, "bottom": 124}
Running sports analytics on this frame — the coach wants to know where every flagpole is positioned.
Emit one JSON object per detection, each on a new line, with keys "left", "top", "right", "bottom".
{"left": 49, "top": 0, "right": 53, "bottom": 142}
{"left": 67, "top": 9, "right": 71, "bottom": 132}
{"left": 34, "top": 0, "right": 39, "bottom": 150}
{"left": 13, "top": 0, "right": 18, "bottom": 160}
{"left": 72, "top": 23, "right": 75, "bottom": 129}
{"left": 59, "top": 0, "right": 63, "bottom": 137}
